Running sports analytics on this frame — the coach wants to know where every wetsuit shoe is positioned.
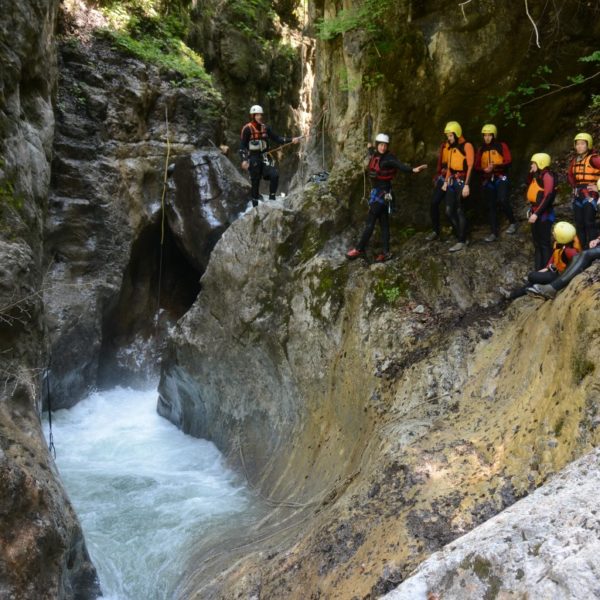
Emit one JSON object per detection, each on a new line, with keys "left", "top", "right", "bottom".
{"left": 346, "top": 248, "right": 364, "bottom": 259}
{"left": 484, "top": 234, "right": 497, "bottom": 243}
{"left": 251, "top": 197, "right": 259, "bottom": 207}
{"left": 526, "top": 284, "right": 556, "bottom": 299}
{"left": 375, "top": 252, "right": 392, "bottom": 263}
{"left": 449, "top": 242, "right": 465, "bottom": 252}
{"left": 268, "top": 194, "right": 276, "bottom": 200}
{"left": 425, "top": 231, "right": 439, "bottom": 242}
{"left": 505, "top": 223, "right": 518, "bottom": 234}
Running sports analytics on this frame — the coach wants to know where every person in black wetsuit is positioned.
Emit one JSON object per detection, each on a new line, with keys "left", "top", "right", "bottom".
{"left": 346, "top": 133, "right": 427, "bottom": 262}
{"left": 528, "top": 192, "right": 600, "bottom": 299}
{"left": 239, "top": 104, "right": 301, "bottom": 207}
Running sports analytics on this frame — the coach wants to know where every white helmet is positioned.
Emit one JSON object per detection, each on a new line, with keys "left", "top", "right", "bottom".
{"left": 249, "top": 104, "right": 264, "bottom": 115}
{"left": 375, "top": 133, "right": 390, "bottom": 144}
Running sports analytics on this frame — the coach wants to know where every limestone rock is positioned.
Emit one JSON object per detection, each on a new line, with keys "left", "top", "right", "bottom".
{"left": 384, "top": 448, "right": 600, "bottom": 600}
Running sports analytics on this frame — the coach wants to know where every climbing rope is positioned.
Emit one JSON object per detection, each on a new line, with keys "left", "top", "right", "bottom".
{"left": 45, "top": 364, "right": 56, "bottom": 459}
{"left": 156, "top": 106, "right": 171, "bottom": 322}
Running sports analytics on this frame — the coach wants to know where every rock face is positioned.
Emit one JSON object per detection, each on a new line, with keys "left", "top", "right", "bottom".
{"left": 158, "top": 166, "right": 600, "bottom": 598}
{"left": 310, "top": 0, "right": 600, "bottom": 225}
{"left": 384, "top": 448, "right": 600, "bottom": 600}
{"left": 0, "top": 1, "right": 100, "bottom": 597}
{"left": 44, "top": 34, "right": 251, "bottom": 406}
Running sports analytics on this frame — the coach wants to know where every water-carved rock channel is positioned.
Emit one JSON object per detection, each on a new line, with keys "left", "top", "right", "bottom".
{"left": 43, "top": 387, "right": 253, "bottom": 600}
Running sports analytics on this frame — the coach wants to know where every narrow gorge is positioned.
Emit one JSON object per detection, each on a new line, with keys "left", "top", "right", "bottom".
{"left": 1, "top": 1, "right": 600, "bottom": 599}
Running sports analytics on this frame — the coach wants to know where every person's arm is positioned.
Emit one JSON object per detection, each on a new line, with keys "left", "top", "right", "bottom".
{"left": 474, "top": 148, "right": 483, "bottom": 172}
{"left": 533, "top": 171, "right": 555, "bottom": 214}
{"left": 567, "top": 159, "right": 576, "bottom": 187}
{"left": 239, "top": 125, "right": 251, "bottom": 168}
{"left": 500, "top": 142, "right": 512, "bottom": 168}
{"left": 464, "top": 143, "right": 475, "bottom": 185}
{"left": 380, "top": 154, "right": 412, "bottom": 173}
{"left": 266, "top": 125, "right": 301, "bottom": 146}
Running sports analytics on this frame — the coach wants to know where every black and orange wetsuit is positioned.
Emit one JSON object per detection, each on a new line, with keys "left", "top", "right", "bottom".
{"left": 527, "top": 169, "right": 557, "bottom": 269}
{"left": 444, "top": 136, "right": 474, "bottom": 243}
{"left": 475, "top": 140, "right": 515, "bottom": 236}
{"left": 568, "top": 151, "right": 600, "bottom": 247}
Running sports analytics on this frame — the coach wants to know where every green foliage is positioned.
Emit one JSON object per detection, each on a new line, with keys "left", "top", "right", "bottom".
{"left": 487, "top": 50, "right": 600, "bottom": 127}
{"left": 99, "top": 0, "right": 215, "bottom": 87}
{"left": 571, "top": 354, "right": 595, "bottom": 384}
{"left": 486, "top": 65, "right": 552, "bottom": 127}
{"left": 373, "top": 274, "right": 407, "bottom": 305}
{"left": 226, "top": 0, "right": 277, "bottom": 37}
{"left": 315, "top": 0, "right": 394, "bottom": 41}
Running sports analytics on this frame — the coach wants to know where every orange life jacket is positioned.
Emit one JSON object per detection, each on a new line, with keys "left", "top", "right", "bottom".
{"left": 527, "top": 170, "right": 557, "bottom": 204}
{"left": 551, "top": 236, "right": 582, "bottom": 272}
{"left": 368, "top": 153, "right": 396, "bottom": 182}
{"left": 440, "top": 143, "right": 450, "bottom": 170}
{"left": 448, "top": 142, "right": 469, "bottom": 173}
{"left": 480, "top": 143, "right": 505, "bottom": 170}
{"left": 572, "top": 153, "right": 600, "bottom": 186}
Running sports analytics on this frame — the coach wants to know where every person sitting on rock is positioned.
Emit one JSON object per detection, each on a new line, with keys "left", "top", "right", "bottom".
{"left": 441, "top": 121, "right": 474, "bottom": 253}
{"left": 424, "top": 133, "right": 450, "bottom": 242}
{"left": 501, "top": 221, "right": 581, "bottom": 300}
{"left": 346, "top": 133, "right": 427, "bottom": 262}
{"left": 475, "top": 124, "right": 517, "bottom": 242}
{"left": 239, "top": 104, "right": 301, "bottom": 207}
{"left": 528, "top": 179, "right": 600, "bottom": 299}
{"left": 569, "top": 132, "right": 600, "bottom": 248}
{"left": 526, "top": 153, "right": 557, "bottom": 270}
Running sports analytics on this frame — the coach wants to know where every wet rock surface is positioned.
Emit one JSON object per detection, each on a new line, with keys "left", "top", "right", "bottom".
{"left": 44, "top": 35, "right": 250, "bottom": 405}
{"left": 0, "top": 1, "right": 100, "bottom": 597}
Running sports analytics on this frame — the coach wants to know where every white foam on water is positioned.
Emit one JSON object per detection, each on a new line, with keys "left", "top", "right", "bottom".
{"left": 44, "top": 386, "right": 248, "bottom": 600}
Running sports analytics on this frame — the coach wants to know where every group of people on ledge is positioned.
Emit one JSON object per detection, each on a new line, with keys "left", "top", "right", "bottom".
{"left": 239, "top": 105, "right": 600, "bottom": 300}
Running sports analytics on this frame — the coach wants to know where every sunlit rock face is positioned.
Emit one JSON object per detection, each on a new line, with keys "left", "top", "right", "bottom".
{"left": 384, "top": 447, "right": 600, "bottom": 600}
{"left": 158, "top": 158, "right": 600, "bottom": 598}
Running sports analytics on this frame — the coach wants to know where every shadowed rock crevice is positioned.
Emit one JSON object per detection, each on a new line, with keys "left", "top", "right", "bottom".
{"left": 97, "top": 220, "right": 203, "bottom": 389}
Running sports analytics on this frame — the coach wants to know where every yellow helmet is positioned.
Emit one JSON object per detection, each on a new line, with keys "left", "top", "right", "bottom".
{"left": 553, "top": 221, "right": 576, "bottom": 245}
{"left": 481, "top": 124, "right": 497, "bottom": 136}
{"left": 573, "top": 132, "right": 593, "bottom": 149}
{"left": 444, "top": 121, "right": 462, "bottom": 138}
{"left": 530, "top": 153, "right": 551, "bottom": 170}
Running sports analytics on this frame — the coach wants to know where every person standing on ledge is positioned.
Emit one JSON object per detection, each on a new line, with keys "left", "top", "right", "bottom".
{"left": 441, "top": 121, "right": 474, "bottom": 253}
{"left": 346, "top": 133, "right": 427, "bottom": 263}
{"left": 475, "top": 123, "right": 517, "bottom": 242}
{"left": 239, "top": 104, "right": 301, "bottom": 207}
{"left": 569, "top": 132, "right": 600, "bottom": 248}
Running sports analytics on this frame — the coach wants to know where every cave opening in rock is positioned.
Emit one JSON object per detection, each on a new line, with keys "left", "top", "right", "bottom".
{"left": 97, "top": 220, "right": 201, "bottom": 388}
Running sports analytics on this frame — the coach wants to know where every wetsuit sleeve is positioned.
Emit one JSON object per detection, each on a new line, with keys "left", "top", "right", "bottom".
{"left": 436, "top": 143, "right": 443, "bottom": 176}
{"left": 266, "top": 125, "right": 290, "bottom": 145}
{"left": 534, "top": 171, "right": 555, "bottom": 214}
{"left": 591, "top": 155, "right": 600, "bottom": 169}
{"left": 239, "top": 125, "right": 251, "bottom": 160}
{"left": 567, "top": 159, "right": 576, "bottom": 187}
{"left": 474, "top": 148, "right": 483, "bottom": 172}
{"left": 464, "top": 143, "right": 475, "bottom": 184}
{"left": 380, "top": 154, "right": 412, "bottom": 173}
{"left": 500, "top": 143, "right": 512, "bottom": 167}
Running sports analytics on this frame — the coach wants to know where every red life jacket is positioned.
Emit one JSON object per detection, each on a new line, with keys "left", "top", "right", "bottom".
{"left": 241, "top": 120, "right": 267, "bottom": 141}
{"left": 368, "top": 153, "right": 397, "bottom": 182}
{"left": 571, "top": 152, "right": 600, "bottom": 186}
